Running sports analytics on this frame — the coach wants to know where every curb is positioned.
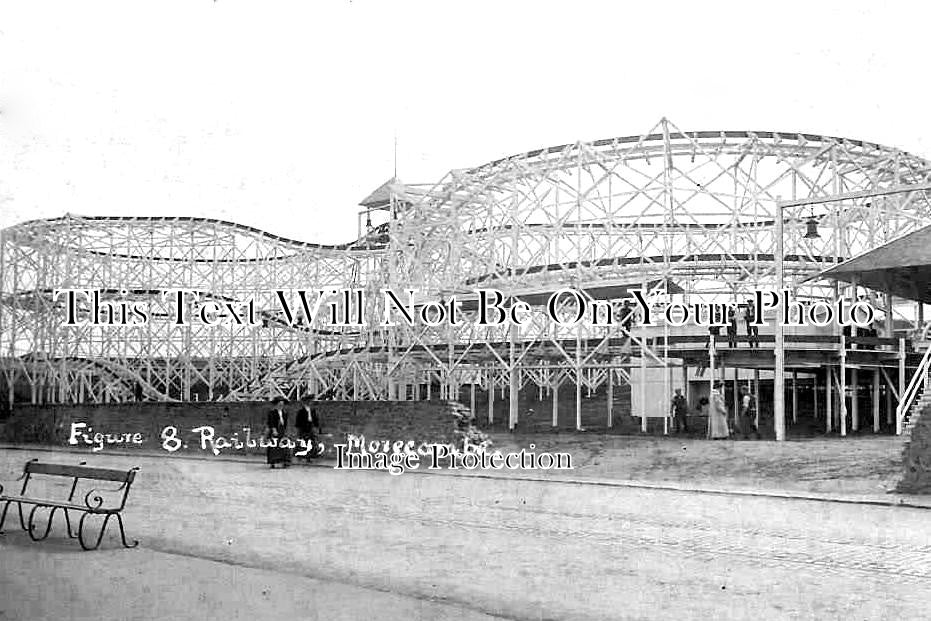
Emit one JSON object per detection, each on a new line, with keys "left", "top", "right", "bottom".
{"left": 1, "top": 442, "right": 928, "bottom": 511}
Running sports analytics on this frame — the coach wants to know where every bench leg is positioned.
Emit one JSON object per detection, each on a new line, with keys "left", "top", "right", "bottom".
{"left": 27, "top": 505, "right": 58, "bottom": 542}
{"left": 62, "top": 508, "right": 78, "bottom": 538}
{"left": 78, "top": 512, "right": 138, "bottom": 551}
{"left": 16, "top": 502, "right": 29, "bottom": 531}
{"left": 113, "top": 513, "right": 139, "bottom": 549}
{"left": 78, "top": 512, "right": 106, "bottom": 551}
{"left": 0, "top": 500, "right": 9, "bottom": 534}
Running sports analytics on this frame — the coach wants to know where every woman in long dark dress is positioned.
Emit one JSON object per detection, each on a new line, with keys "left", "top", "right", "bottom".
{"left": 266, "top": 397, "right": 292, "bottom": 468}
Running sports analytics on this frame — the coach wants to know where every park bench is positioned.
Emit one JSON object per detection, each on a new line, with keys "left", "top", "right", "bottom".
{"left": 0, "top": 459, "right": 140, "bottom": 551}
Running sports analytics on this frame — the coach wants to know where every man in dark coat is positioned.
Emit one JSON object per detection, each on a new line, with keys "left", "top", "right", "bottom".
{"left": 738, "top": 385, "right": 761, "bottom": 440}
{"left": 744, "top": 300, "right": 759, "bottom": 348}
{"left": 295, "top": 397, "right": 320, "bottom": 460}
{"left": 670, "top": 388, "right": 690, "bottom": 433}
{"left": 726, "top": 307, "right": 738, "bottom": 348}
{"left": 266, "top": 397, "right": 291, "bottom": 468}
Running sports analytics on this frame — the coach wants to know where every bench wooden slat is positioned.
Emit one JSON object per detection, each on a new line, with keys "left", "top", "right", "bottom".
{"left": 25, "top": 462, "right": 135, "bottom": 482}
{"left": 0, "top": 495, "right": 116, "bottom": 513}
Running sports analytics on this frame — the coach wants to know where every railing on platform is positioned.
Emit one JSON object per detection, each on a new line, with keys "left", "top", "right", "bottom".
{"left": 896, "top": 342, "right": 931, "bottom": 435}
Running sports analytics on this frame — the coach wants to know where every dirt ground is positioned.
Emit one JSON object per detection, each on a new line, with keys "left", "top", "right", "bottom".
{"left": 487, "top": 432, "right": 906, "bottom": 496}
{"left": 1, "top": 441, "right": 930, "bottom": 620}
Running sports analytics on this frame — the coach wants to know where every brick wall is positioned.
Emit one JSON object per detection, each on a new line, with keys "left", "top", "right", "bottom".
{"left": 0, "top": 400, "right": 461, "bottom": 458}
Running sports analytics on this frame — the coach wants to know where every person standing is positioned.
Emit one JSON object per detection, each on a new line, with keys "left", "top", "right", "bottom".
{"left": 670, "top": 388, "right": 690, "bottom": 433}
{"left": 295, "top": 397, "right": 316, "bottom": 461}
{"left": 707, "top": 383, "right": 729, "bottom": 440}
{"left": 744, "top": 300, "right": 759, "bottom": 348}
{"left": 309, "top": 402, "right": 322, "bottom": 457}
{"left": 620, "top": 300, "right": 634, "bottom": 340}
{"left": 266, "top": 397, "right": 292, "bottom": 468}
{"left": 726, "top": 307, "right": 738, "bottom": 348}
{"left": 707, "top": 306, "right": 722, "bottom": 349}
{"left": 739, "top": 385, "right": 761, "bottom": 439}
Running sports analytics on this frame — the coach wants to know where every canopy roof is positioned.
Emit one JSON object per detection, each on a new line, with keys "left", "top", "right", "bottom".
{"left": 358, "top": 178, "right": 399, "bottom": 210}
{"left": 819, "top": 224, "right": 931, "bottom": 304}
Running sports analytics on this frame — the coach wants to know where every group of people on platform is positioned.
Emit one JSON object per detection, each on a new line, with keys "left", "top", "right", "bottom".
{"left": 707, "top": 300, "right": 760, "bottom": 349}
{"left": 266, "top": 396, "right": 324, "bottom": 468}
{"left": 669, "top": 383, "right": 761, "bottom": 440}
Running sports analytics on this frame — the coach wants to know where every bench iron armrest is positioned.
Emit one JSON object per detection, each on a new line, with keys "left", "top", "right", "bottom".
{"left": 83, "top": 489, "right": 106, "bottom": 511}
{"left": 82, "top": 467, "right": 139, "bottom": 511}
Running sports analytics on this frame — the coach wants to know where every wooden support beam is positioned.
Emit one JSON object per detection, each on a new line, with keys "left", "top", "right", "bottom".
{"left": 732, "top": 365, "right": 739, "bottom": 430}
{"left": 872, "top": 369, "right": 880, "bottom": 433}
{"left": 552, "top": 370, "right": 559, "bottom": 428}
{"left": 509, "top": 324, "right": 518, "bottom": 431}
{"left": 851, "top": 368, "right": 859, "bottom": 432}
{"left": 607, "top": 365, "right": 614, "bottom": 428}
{"left": 640, "top": 311, "right": 647, "bottom": 433}
{"left": 898, "top": 338, "right": 906, "bottom": 435}
{"left": 886, "top": 373, "right": 893, "bottom": 426}
{"left": 753, "top": 369, "right": 760, "bottom": 431}
{"left": 709, "top": 334, "right": 716, "bottom": 410}
{"left": 487, "top": 368, "right": 493, "bottom": 424}
{"left": 682, "top": 364, "right": 689, "bottom": 404}
{"left": 840, "top": 339, "right": 848, "bottom": 437}
{"left": 792, "top": 371, "right": 798, "bottom": 424}
{"left": 813, "top": 371, "right": 819, "bottom": 420}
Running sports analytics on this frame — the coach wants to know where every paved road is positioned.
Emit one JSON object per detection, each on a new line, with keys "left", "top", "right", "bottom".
{"left": 1, "top": 449, "right": 930, "bottom": 620}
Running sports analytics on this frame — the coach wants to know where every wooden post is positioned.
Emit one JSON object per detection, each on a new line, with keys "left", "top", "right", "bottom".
{"left": 663, "top": 363, "right": 670, "bottom": 436}
{"left": 886, "top": 372, "right": 893, "bottom": 426}
{"left": 732, "top": 365, "right": 739, "bottom": 430}
{"left": 840, "top": 338, "right": 848, "bottom": 437}
{"left": 753, "top": 369, "right": 760, "bottom": 431}
{"left": 577, "top": 360, "right": 584, "bottom": 433}
{"left": 826, "top": 367, "right": 833, "bottom": 433}
{"left": 898, "top": 338, "right": 906, "bottom": 435}
{"left": 607, "top": 365, "right": 614, "bottom": 428}
{"left": 487, "top": 368, "right": 493, "bottom": 424}
{"left": 509, "top": 323, "right": 518, "bottom": 431}
{"left": 639, "top": 352, "right": 647, "bottom": 432}
{"left": 851, "top": 368, "right": 859, "bottom": 432}
{"left": 709, "top": 334, "right": 716, "bottom": 401}
{"left": 576, "top": 370, "right": 584, "bottom": 431}
{"left": 470, "top": 382, "right": 476, "bottom": 418}
{"left": 792, "top": 371, "right": 798, "bottom": 424}
{"left": 885, "top": 291, "right": 894, "bottom": 349}
{"left": 640, "top": 280, "right": 648, "bottom": 433}
{"left": 682, "top": 364, "right": 690, "bottom": 404}
{"left": 552, "top": 370, "right": 559, "bottom": 428}
{"left": 813, "top": 372, "right": 819, "bottom": 420}
{"left": 872, "top": 369, "right": 880, "bottom": 433}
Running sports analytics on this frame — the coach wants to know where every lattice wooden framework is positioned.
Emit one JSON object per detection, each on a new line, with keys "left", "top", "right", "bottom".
{"left": 4, "top": 118, "right": 931, "bottom": 430}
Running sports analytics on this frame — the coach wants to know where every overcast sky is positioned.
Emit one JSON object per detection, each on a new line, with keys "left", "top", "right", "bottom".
{"left": 1, "top": 1, "right": 929, "bottom": 243}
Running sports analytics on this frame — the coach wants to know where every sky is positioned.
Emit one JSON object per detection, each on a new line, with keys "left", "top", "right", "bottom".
{"left": 1, "top": 0, "right": 930, "bottom": 243}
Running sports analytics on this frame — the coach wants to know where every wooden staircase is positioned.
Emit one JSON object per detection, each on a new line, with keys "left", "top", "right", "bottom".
{"left": 902, "top": 381, "right": 930, "bottom": 443}
{"left": 897, "top": 343, "right": 931, "bottom": 436}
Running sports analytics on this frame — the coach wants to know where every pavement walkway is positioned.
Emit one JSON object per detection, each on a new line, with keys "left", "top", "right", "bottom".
{"left": 2, "top": 447, "right": 931, "bottom": 619}
{"left": 2, "top": 441, "right": 928, "bottom": 510}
